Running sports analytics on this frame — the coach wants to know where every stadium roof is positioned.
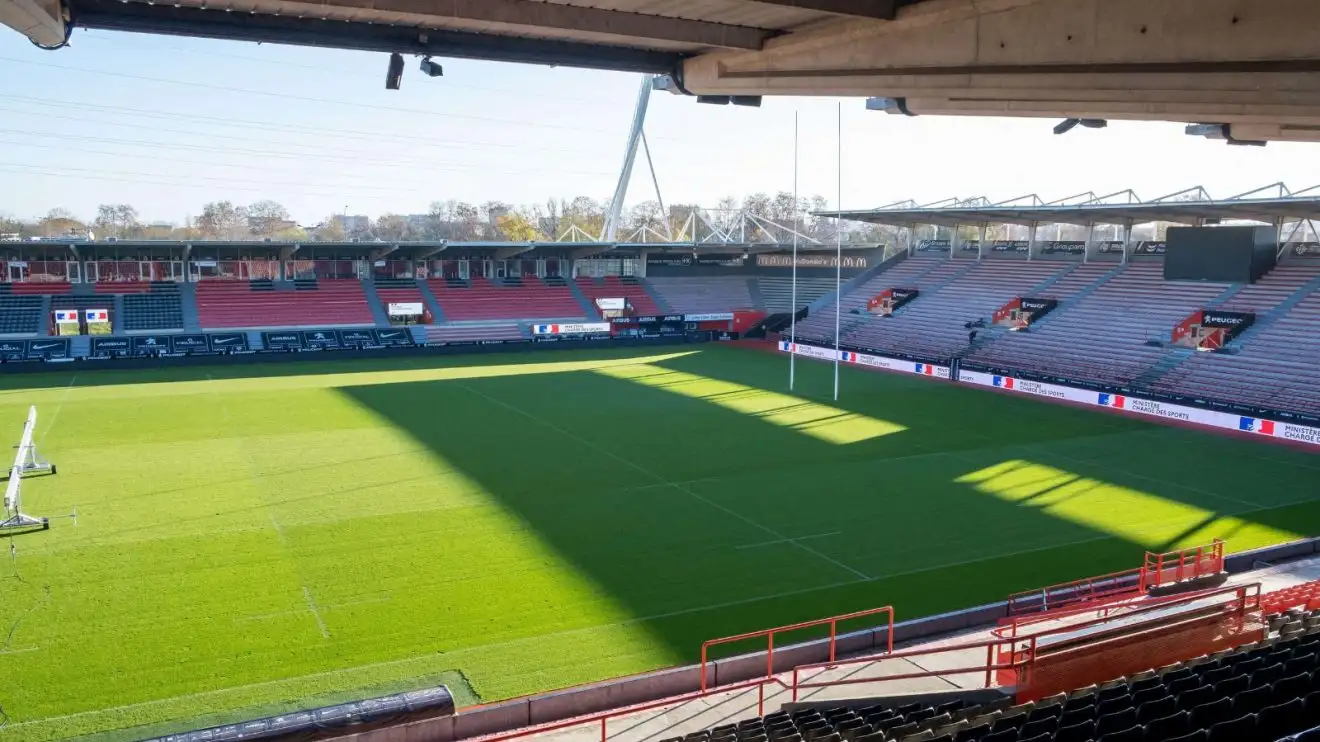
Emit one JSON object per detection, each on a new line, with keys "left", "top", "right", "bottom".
{"left": 828, "top": 185, "right": 1320, "bottom": 229}
{"left": 7, "top": 0, "right": 1320, "bottom": 143}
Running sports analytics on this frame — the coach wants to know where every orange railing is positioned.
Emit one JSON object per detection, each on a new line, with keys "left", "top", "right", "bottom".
{"left": 790, "top": 583, "right": 1259, "bottom": 703}
{"left": 699, "top": 605, "right": 895, "bottom": 692}
{"left": 1144, "top": 540, "right": 1225, "bottom": 589}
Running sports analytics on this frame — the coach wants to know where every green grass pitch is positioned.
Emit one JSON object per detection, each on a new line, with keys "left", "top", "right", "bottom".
{"left": 1, "top": 344, "right": 1318, "bottom": 741}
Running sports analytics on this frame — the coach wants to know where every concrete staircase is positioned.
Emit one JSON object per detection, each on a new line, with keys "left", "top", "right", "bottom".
{"left": 565, "top": 278, "right": 598, "bottom": 317}
{"left": 37, "top": 295, "right": 51, "bottom": 335}
{"left": 641, "top": 280, "right": 672, "bottom": 314}
{"left": 1021, "top": 263, "right": 1126, "bottom": 332}
{"left": 1133, "top": 346, "right": 1195, "bottom": 388}
{"left": 746, "top": 277, "right": 767, "bottom": 311}
{"left": 178, "top": 281, "right": 202, "bottom": 332}
{"left": 112, "top": 294, "right": 125, "bottom": 329}
{"left": 360, "top": 280, "right": 391, "bottom": 327}
{"left": 804, "top": 252, "right": 909, "bottom": 316}
{"left": 416, "top": 280, "right": 447, "bottom": 323}
{"left": 1027, "top": 263, "right": 1081, "bottom": 294}
{"left": 69, "top": 335, "right": 90, "bottom": 358}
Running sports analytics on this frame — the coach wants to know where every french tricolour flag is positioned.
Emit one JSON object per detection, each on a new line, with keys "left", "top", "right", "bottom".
{"left": 87, "top": 309, "right": 108, "bottom": 322}
{"left": 1098, "top": 393, "right": 1126, "bottom": 409}
{"left": 914, "top": 363, "right": 935, "bottom": 375}
{"left": 992, "top": 375, "right": 1014, "bottom": 389}
{"left": 839, "top": 351, "right": 857, "bottom": 364}
{"left": 1239, "top": 417, "right": 1276, "bottom": 435}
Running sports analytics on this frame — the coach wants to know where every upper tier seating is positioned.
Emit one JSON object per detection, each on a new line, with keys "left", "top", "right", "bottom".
{"left": 647, "top": 276, "right": 754, "bottom": 314}
{"left": 656, "top": 624, "right": 1320, "bottom": 742}
{"left": 196, "top": 280, "right": 374, "bottom": 329}
{"left": 424, "top": 323, "right": 523, "bottom": 343}
{"left": 841, "top": 260, "right": 1069, "bottom": 359}
{"left": 576, "top": 276, "right": 660, "bottom": 316}
{"left": 122, "top": 283, "right": 184, "bottom": 331}
{"left": 93, "top": 282, "right": 152, "bottom": 294}
{"left": 1151, "top": 270, "right": 1320, "bottom": 416}
{"left": 966, "top": 262, "right": 1230, "bottom": 386}
{"left": 428, "top": 277, "right": 584, "bottom": 321}
{"left": 10, "top": 282, "right": 70, "bottom": 295}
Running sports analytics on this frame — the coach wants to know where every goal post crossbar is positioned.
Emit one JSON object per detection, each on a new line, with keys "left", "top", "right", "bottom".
{"left": 1, "top": 405, "right": 52, "bottom": 532}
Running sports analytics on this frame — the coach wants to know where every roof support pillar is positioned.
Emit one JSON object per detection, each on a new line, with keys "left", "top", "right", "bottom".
{"left": 949, "top": 223, "right": 959, "bottom": 259}
{"left": 977, "top": 223, "right": 987, "bottom": 261}
{"left": 1027, "top": 221, "right": 1040, "bottom": 262}
{"left": 1083, "top": 222, "right": 1097, "bottom": 264}
{"left": 1121, "top": 219, "right": 1134, "bottom": 265}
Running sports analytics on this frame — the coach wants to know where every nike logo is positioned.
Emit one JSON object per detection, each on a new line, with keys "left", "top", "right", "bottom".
{"left": 31, "top": 343, "right": 60, "bottom": 350}
{"left": 213, "top": 338, "right": 237, "bottom": 344}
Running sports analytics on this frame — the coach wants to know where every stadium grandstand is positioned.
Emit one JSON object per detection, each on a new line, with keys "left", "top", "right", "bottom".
{"left": 5, "top": 184, "right": 1320, "bottom": 742}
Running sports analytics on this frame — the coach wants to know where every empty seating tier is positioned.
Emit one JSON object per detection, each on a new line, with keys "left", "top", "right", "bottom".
{"left": 195, "top": 280, "right": 374, "bottom": 329}
{"left": 428, "top": 277, "right": 584, "bottom": 321}
{"left": 575, "top": 276, "right": 660, "bottom": 316}
{"left": 647, "top": 276, "right": 754, "bottom": 314}
{"left": 966, "top": 262, "right": 1231, "bottom": 386}
{"left": 122, "top": 284, "right": 183, "bottom": 331}
{"left": 10, "top": 282, "right": 70, "bottom": 295}
{"left": 0, "top": 294, "right": 43, "bottom": 334}
{"left": 759, "top": 276, "right": 838, "bottom": 314}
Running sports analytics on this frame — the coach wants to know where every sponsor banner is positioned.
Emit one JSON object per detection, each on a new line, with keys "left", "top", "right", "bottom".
{"left": 1042, "top": 241, "right": 1087, "bottom": 255}
{"left": 90, "top": 337, "right": 131, "bottom": 356}
{"left": 132, "top": 335, "right": 173, "bottom": 352}
{"left": 684, "top": 313, "right": 734, "bottom": 322}
{"left": 263, "top": 331, "right": 305, "bottom": 349}
{"left": 756, "top": 253, "right": 870, "bottom": 269}
{"left": 374, "top": 328, "right": 414, "bottom": 346}
{"left": 647, "top": 253, "right": 746, "bottom": 268}
{"left": 1097, "top": 241, "right": 1127, "bottom": 254}
{"left": 169, "top": 334, "right": 209, "bottom": 353}
{"left": 26, "top": 338, "right": 70, "bottom": 359}
{"left": 992, "top": 241, "right": 1030, "bottom": 253}
{"left": 1201, "top": 310, "right": 1253, "bottom": 328}
{"left": 917, "top": 240, "right": 950, "bottom": 252}
{"left": 303, "top": 330, "right": 341, "bottom": 348}
{"left": 387, "top": 302, "right": 424, "bottom": 317}
{"left": 776, "top": 341, "right": 950, "bottom": 379}
{"left": 595, "top": 298, "right": 627, "bottom": 311}
{"left": 337, "top": 329, "right": 378, "bottom": 346}
{"left": 0, "top": 339, "right": 28, "bottom": 361}
{"left": 959, "top": 370, "right": 1320, "bottom": 447}
{"left": 1134, "top": 241, "right": 1167, "bottom": 255}
{"left": 84, "top": 308, "right": 110, "bottom": 323}
{"left": 208, "top": 333, "right": 248, "bottom": 351}
{"left": 533, "top": 322, "right": 612, "bottom": 335}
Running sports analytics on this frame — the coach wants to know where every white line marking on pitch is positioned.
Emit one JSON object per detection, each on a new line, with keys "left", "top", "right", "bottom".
{"left": 9, "top": 531, "right": 1120, "bottom": 731}
{"left": 41, "top": 374, "right": 77, "bottom": 440}
{"left": 458, "top": 383, "right": 871, "bottom": 581}
{"left": 736, "top": 532, "right": 841, "bottom": 550}
{"left": 207, "top": 373, "right": 288, "bottom": 545}
{"left": 302, "top": 586, "right": 330, "bottom": 639}
{"left": 0, "top": 645, "right": 39, "bottom": 656}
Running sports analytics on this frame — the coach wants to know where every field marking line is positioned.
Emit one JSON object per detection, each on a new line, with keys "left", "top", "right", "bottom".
{"left": 40, "top": 374, "right": 77, "bottom": 440}
{"left": 735, "top": 532, "right": 841, "bottom": 550}
{"left": 302, "top": 586, "right": 330, "bottom": 640}
{"left": 3, "top": 530, "right": 1129, "bottom": 732}
{"left": 236, "top": 595, "right": 393, "bottom": 624}
{"left": 0, "top": 645, "right": 39, "bottom": 656}
{"left": 205, "top": 373, "right": 289, "bottom": 546}
{"left": 456, "top": 383, "right": 871, "bottom": 581}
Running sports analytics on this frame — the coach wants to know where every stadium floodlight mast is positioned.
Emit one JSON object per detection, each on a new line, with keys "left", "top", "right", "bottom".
{"left": 1, "top": 406, "right": 53, "bottom": 533}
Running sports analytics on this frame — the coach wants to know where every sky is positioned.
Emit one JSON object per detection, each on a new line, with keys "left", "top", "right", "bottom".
{"left": 4, "top": 28, "right": 1320, "bottom": 226}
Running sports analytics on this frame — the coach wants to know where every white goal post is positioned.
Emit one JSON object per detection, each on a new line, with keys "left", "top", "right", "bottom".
{"left": 1, "top": 405, "right": 53, "bottom": 532}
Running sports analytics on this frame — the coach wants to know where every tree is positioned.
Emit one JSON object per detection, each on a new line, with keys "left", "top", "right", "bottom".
{"left": 0, "top": 214, "right": 22, "bottom": 236}
{"left": 374, "top": 214, "right": 410, "bottom": 242}
{"left": 38, "top": 208, "right": 85, "bottom": 238}
{"left": 247, "top": 200, "right": 291, "bottom": 237}
{"left": 495, "top": 212, "right": 541, "bottom": 242}
{"left": 311, "top": 215, "right": 346, "bottom": 242}
{"left": 93, "top": 204, "right": 140, "bottom": 239}
{"left": 196, "top": 201, "right": 249, "bottom": 240}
